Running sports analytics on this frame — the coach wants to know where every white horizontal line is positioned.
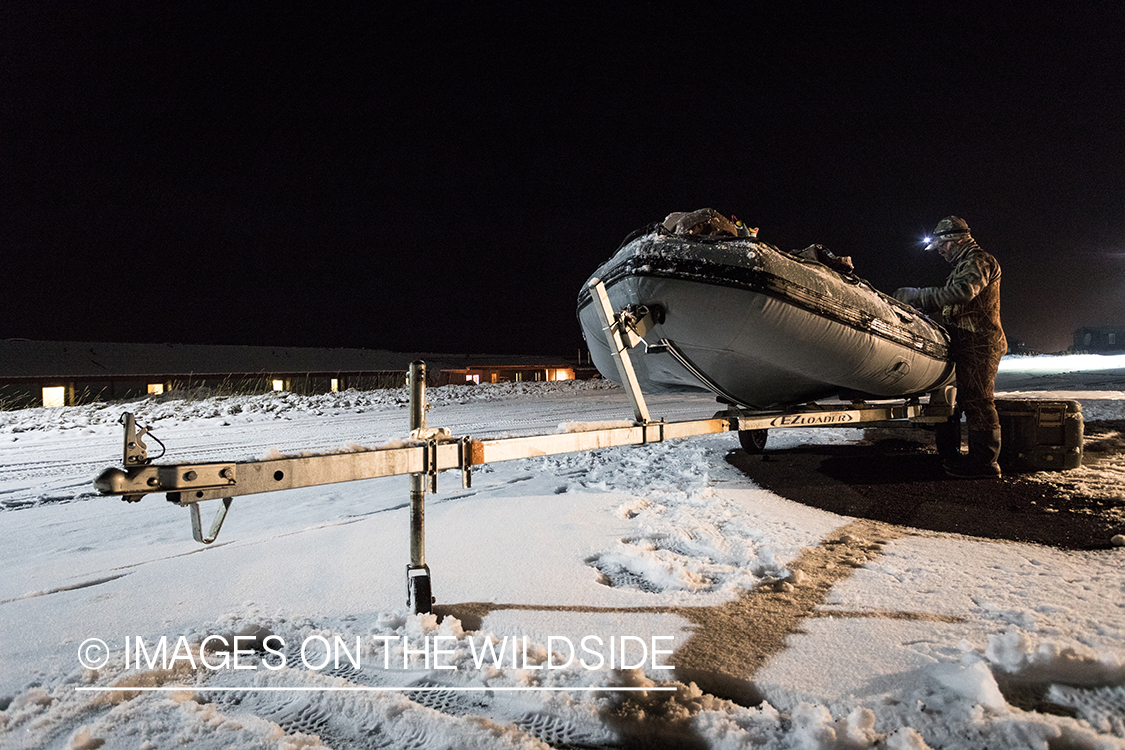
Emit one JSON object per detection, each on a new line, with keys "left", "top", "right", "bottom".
{"left": 75, "top": 685, "right": 676, "bottom": 692}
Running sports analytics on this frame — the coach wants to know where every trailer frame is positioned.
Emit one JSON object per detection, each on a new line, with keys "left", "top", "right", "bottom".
{"left": 92, "top": 279, "right": 956, "bottom": 612}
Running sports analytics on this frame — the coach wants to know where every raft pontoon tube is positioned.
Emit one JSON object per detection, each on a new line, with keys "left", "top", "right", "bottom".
{"left": 577, "top": 224, "right": 955, "bottom": 410}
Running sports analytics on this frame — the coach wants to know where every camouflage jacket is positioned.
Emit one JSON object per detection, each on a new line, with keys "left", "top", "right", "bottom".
{"left": 898, "top": 240, "right": 1004, "bottom": 337}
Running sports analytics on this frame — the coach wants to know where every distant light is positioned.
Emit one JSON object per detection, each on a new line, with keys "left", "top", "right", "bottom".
{"left": 998, "top": 352, "right": 1125, "bottom": 374}
{"left": 922, "top": 236, "right": 932, "bottom": 245}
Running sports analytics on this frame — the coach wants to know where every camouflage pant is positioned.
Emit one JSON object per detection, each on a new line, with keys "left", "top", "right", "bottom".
{"left": 949, "top": 327, "right": 1006, "bottom": 431}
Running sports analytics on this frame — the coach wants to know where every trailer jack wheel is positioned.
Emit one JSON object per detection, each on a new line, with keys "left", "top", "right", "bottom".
{"left": 739, "top": 428, "right": 769, "bottom": 454}
{"left": 407, "top": 565, "right": 433, "bottom": 615}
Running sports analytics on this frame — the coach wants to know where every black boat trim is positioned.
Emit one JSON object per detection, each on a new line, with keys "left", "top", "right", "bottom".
{"left": 579, "top": 252, "right": 949, "bottom": 361}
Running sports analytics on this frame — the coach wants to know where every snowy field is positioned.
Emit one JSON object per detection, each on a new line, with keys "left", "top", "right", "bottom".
{"left": 1, "top": 354, "right": 1124, "bottom": 749}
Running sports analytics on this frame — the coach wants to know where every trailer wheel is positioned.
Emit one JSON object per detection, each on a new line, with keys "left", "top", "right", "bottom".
{"left": 738, "top": 428, "right": 768, "bottom": 454}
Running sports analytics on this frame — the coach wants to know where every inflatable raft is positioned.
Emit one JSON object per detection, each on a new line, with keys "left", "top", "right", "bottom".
{"left": 576, "top": 222, "right": 955, "bottom": 410}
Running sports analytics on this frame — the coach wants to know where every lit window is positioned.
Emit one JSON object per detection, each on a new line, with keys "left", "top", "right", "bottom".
{"left": 555, "top": 370, "right": 570, "bottom": 381}
{"left": 42, "top": 386, "right": 66, "bottom": 408}
{"left": 330, "top": 378, "right": 339, "bottom": 392}
{"left": 148, "top": 383, "right": 164, "bottom": 394}
{"left": 272, "top": 379, "right": 285, "bottom": 391}
{"left": 466, "top": 374, "right": 479, "bottom": 384}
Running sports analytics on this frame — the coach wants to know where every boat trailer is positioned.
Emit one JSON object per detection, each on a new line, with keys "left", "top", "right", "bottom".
{"left": 93, "top": 280, "right": 955, "bottom": 613}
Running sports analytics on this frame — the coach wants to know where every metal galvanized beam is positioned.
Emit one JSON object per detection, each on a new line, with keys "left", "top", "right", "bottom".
{"left": 93, "top": 419, "right": 734, "bottom": 505}
{"left": 93, "top": 441, "right": 464, "bottom": 504}
{"left": 469, "top": 418, "right": 730, "bottom": 465}
{"left": 588, "top": 278, "right": 651, "bottom": 424}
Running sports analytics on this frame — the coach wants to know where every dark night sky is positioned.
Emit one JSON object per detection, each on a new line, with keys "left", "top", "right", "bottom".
{"left": 3, "top": 3, "right": 1123, "bottom": 355}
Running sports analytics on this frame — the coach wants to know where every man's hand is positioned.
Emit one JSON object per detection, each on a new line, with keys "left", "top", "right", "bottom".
{"left": 893, "top": 287, "right": 921, "bottom": 307}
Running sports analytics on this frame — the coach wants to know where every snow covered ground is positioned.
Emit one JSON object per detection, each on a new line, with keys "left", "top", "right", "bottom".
{"left": 1, "top": 355, "right": 1124, "bottom": 749}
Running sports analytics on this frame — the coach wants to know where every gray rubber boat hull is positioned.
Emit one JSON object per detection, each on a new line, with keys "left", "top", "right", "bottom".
{"left": 577, "top": 226, "right": 955, "bottom": 410}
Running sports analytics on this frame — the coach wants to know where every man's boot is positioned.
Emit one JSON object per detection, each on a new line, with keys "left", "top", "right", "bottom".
{"left": 934, "top": 418, "right": 962, "bottom": 462}
{"left": 945, "top": 428, "right": 1002, "bottom": 478}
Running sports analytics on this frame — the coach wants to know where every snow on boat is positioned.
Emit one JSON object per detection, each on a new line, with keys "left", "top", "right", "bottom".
{"left": 577, "top": 221, "right": 955, "bottom": 411}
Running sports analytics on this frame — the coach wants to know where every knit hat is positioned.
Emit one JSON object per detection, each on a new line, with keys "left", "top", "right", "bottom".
{"left": 924, "top": 216, "right": 971, "bottom": 251}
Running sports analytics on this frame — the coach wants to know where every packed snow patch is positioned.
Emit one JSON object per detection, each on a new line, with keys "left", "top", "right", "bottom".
{"left": 0, "top": 378, "right": 621, "bottom": 435}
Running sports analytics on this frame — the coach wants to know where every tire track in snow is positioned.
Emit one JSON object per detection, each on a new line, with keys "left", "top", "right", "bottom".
{"left": 437, "top": 520, "right": 964, "bottom": 706}
{"left": 0, "top": 573, "right": 131, "bottom": 604}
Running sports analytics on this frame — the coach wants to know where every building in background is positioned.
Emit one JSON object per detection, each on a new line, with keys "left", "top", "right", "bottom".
{"left": 0, "top": 340, "right": 596, "bottom": 409}
{"left": 1072, "top": 326, "right": 1125, "bottom": 354}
